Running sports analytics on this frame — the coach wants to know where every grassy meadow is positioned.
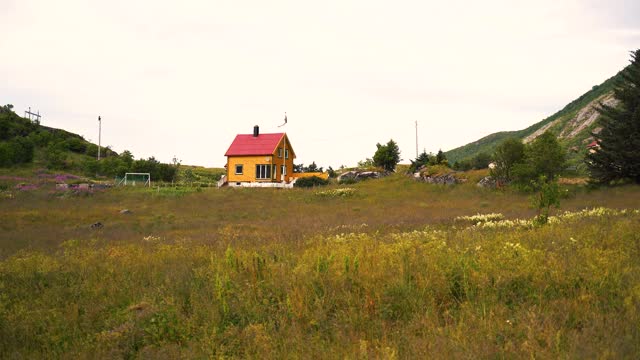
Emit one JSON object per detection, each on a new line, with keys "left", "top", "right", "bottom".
{"left": 1, "top": 170, "right": 640, "bottom": 358}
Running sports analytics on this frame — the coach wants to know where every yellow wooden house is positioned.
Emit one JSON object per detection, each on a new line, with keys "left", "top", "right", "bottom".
{"left": 224, "top": 126, "right": 296, "bottom": 186}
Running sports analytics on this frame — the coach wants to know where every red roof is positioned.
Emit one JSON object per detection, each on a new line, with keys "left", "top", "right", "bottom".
{"left": 587, "top": 140, "right": 599, "bottom": 148}
{"left": 225, "top": 133, "right": 285, "bottom": 156}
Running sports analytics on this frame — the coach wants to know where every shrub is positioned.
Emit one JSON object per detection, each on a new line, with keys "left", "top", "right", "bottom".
{"left": 132, "top": 157, "right": 179, "bottom": 182}
{"left": 64, "top": 137, "right": 87, "bottom": 153}
{"left": 294, "top": 176, "right": 329, "bottom": 188}
{"left": 0, "top": 137, "right": 35, "bottom": 167}
{"left": 0, "top": 142, "right": 14, "bottom": 167}
{"left": 86, "top": 143, "right": 99, "bottom": 157}
{"left": 471, "top": 152, "right": 492, "bottom": 169}
{"left": 373, "top": 139, "right": 401, "bottom": 172}
{"left": 326, "top": 166, "right": 336, "bottom": 178}
{"left": 81, "top": 158, "right": 100, "bottom": 177}
{"left": 43, "top": 143, "right": 68, "bottom": 170}
{"left": 338, "top": 177, "right": 358, "bottom": 185}
{"left": 530, "top": 175, "right": 561, "bottom": 225}
{"left": 99, "top": 156, "right": 129, "bottom": 177}
{"left": 453, "top": 152, "right": 491, "bottom": 171}
{"left": 491, "top": 138, "right": 525, "bottom": 182}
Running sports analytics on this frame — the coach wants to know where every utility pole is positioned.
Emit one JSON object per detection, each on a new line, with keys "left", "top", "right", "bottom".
{"left": 415, "top": 120, "right": 419, "bottom": 158}
{"left": 24, "top": 107, "right": 42, "bottom": 124}
{"left": 98, "top": 116, "right": 102, "bottom": 161}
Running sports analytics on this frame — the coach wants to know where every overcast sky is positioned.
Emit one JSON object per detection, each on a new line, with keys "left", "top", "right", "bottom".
{"left": 1, "top": 0, "right": 638, "bottom": 168}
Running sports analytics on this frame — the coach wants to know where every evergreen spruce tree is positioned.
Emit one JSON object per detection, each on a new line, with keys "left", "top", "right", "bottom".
{"left": 587, "top": 49, "right": 640, "bottom": 184}
{"left": 409, "top": 150, "right": 430, "bottom": 173}
{"left": 435, "top": 149, "right": 447, "bottom": 165}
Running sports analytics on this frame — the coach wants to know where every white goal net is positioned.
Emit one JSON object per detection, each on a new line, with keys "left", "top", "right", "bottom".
{"left": 116, "top": 173, "right": 151, "bottom": 187}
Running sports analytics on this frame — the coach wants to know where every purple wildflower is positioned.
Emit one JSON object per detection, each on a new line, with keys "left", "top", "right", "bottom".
{"left": 15, "top": 184, "right": 39, "bottom": 191}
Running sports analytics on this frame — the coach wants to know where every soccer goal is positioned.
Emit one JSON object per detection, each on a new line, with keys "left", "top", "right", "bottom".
{"left": 116, "top": 173, "right": 151, "bottom": 187}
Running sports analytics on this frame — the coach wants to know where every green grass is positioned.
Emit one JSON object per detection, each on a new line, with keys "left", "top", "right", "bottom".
{"left": 1, "top": 174, "right": 640, "bottom": 358}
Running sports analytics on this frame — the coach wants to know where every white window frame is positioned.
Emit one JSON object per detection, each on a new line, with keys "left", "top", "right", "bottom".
{"left": 285, "top": 149, "right": 289, "bottom": 159}
{"left": 281, "top": 164, "right": 287, "bottom": 176}
{"left": 235, "top": 164, "right": 243, "bottom": 175}
{"left": 256, "top": 164, "right": 271, "bottom": 179}
{"left": 278, "top": 148, "right": 283, "bottom": 158}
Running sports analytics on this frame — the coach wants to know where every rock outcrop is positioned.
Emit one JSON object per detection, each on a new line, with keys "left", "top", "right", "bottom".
{"left": 477, "top": 176, "right": 497, "bottom": 188}
{"left": 523, "top": 92, "right": 618, "bottom": 145}
{"left": 413, "top": 166, "right": 464, "bottom": 185}
{"left": 337, "top": 170, "right": 386, "bottom": 183}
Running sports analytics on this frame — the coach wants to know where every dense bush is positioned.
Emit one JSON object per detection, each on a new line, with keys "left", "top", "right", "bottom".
{"left": 80, "top": 158, "right": 100, "bottom": 176}
{"left": 132, "top": 157, "right": 179, "bottom": 182}
{"left": 26, "top": 130, "right": 53, "bottom": 147}
{"left": 78, "top": 154, "right": 180, "bottom": 181}
{"left": 338, "top": 177, "right": 358, "bottom": 185}
{"left": 0, "top": 106, "right": 38, "bottom": 140}
{"left": 0, "top": 142, "right": 12, "bottom": 167}
{"left": 453, "top": 151, "right": 491, "bottom": 171}
{"left": 294, "top": 175, "right": 329, "bottom": 188}
{"left": 43, "top": 143, "right": 68, "bottom": 170}
{"left": 0, "top": 137, "right": 35, "bottom": 167}
{"left": 63, "top": 137, "right": 87, "bottom": 153}
{"left": 373, "top": 139, "right": 401, "bottom": 172}
{"left": 511, "top": 131, "right": 566, "bottom": 186}
{"left": 490, "top": 138, "right": 525, "bottom": 182}
{"left": 99, "top": 156, "right": 130, "bottom": 177}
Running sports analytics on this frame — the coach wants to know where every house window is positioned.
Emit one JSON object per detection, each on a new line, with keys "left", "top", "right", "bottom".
{"left": 281, "top": 165, "right": 287, "bottom": 176}
{"left": 256, "top": 164, "right": 271, "bottom": 179}
{"left": 278, "top": 148, "right": 283, "bottom": 158}
{"left": 285, "top": 149, "right": 289, "bottom": 159}
{"left": 235, "top": 164, "right": 243, "bottom": 175}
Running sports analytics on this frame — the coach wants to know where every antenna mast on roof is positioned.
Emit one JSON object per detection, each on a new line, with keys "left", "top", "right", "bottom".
{"left": 278, "top": 112, "right": 287, "bottom": 127}
{"left": 279, "top": 112, "right": 288, "bottom": 182}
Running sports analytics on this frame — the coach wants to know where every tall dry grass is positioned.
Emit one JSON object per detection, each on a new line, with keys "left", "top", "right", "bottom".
{"left": 1, "top": 173, "right": 640, "bottom": 357}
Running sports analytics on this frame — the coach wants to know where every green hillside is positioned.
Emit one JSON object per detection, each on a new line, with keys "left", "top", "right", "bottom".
{"left": 0, "top": 104, "right": 116, "bottom": 168}
{"left": 0, "top": 105, "right": 179, "bottom": 181}
{"left": 445, "top": 69, "right": 625, "bottom": 169}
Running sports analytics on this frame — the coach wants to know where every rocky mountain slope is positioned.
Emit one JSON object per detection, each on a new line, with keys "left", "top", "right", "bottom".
{"left": 445, "top": 69, "right": 625, "bottom": 171}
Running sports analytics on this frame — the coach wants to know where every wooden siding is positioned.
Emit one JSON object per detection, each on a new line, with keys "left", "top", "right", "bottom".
{"left": 271, "top": 135, "right": 295, "bottom": 182}
{"left": 227, "top": 156, "right": 276, "bottom": 183}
